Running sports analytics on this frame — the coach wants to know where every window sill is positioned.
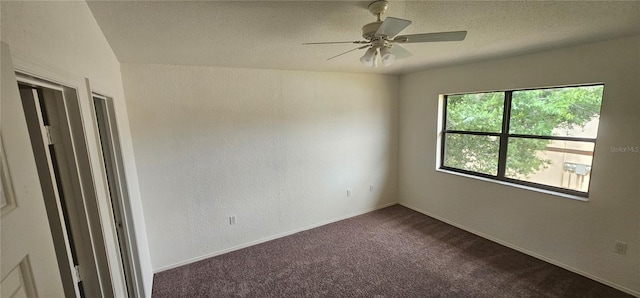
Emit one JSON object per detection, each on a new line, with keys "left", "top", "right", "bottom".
{"left": 436, "top": 169, "right": 589, "bottom": 202}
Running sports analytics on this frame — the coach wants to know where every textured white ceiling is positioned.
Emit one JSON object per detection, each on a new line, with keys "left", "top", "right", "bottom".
{"left": 87, "top": 1, "right": 640, "bottom": 75}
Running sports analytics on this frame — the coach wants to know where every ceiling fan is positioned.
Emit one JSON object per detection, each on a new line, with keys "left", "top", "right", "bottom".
{"left": 303, "top": 0, "right": 467, "bottom": 67}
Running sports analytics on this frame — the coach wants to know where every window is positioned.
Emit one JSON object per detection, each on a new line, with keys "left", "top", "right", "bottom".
{"left": 440, "top": 84, "right": 604, "bottom": 197}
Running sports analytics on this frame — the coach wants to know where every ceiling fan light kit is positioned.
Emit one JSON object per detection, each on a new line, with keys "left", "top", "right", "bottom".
{"left": 303, "top": 0, "right": 468, "bottom": 68}
{"left": 360, "top": 47, "right": 379, "bottom": 67}
{"left": 379, "top": 47, "right": 396, "bottom": 66}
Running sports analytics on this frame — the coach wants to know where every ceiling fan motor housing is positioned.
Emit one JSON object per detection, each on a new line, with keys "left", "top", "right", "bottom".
{"left": 362, "top": 22, "right": 383, "bottom": 39}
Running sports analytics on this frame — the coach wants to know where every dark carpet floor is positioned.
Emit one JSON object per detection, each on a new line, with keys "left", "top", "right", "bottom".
{"left": 152, "top": 205, "right": 632, "bottom": 297}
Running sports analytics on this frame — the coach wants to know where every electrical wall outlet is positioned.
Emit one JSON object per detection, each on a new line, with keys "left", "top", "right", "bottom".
{"left": 614, "top": 241, "right": 627, "bottom": 255}
{"left": 370, "top": 185, "right": 374, "bottom": 192}
{"left": 229, "top": 215, "right": 237, "bottom": 225}
{"left": 347, "top": 189, "right": 352, "bottom": 197}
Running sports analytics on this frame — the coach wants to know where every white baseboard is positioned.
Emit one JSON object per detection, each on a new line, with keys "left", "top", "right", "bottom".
{"left": 398, "top": 202, "right": 640, "bottom": 297}
{"left": 154, "top": 201, "right": 399, "bottom": 273}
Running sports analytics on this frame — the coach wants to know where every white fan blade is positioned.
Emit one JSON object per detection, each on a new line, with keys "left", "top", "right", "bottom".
{"left": 390, "top": 44, "right": 412, "bottom": 60}
{"left": 375, "top": 17, "right": 412, "bottom": 38}
{"left": 303, "top": 41, "right": 369, "bottom": 45}
{"left": 327, "top": 45, "right": 370, "bottom": 61}
{"left": 395, "top": 31, "right": 467, "bottom": 43}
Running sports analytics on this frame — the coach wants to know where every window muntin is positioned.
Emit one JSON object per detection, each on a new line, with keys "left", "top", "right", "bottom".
{"left": 440, "top": 84, "right": 603, "bottom": 197}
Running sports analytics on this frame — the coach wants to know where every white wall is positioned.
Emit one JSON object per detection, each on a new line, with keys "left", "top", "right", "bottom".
{"left": 399, "top": 35, "right": 640, "bottom": 294}
{"left": 121, "top": 64, "right": 399, "bottom": 270}
{"left": 1, "top": 1, "right": 153, "bottom": 296}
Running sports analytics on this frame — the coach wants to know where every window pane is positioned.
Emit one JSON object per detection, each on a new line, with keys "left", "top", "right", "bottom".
{"left": 443, "top": 134, "right": 499, "bottom": 176}
{"left": 510, "top": 85, "right": 604, "bottom": 138}
{"left": 446, "top": 92, "right": 504, "bottom": 133}
{"left": 506, "top": 138, "right": 594, "bottom": 192}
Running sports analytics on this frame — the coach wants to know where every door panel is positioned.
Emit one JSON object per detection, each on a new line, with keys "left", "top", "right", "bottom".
{"left": 0, "top": 258, "right": 37, "bottom": 298}
{"left": 1, "top": 42, "right": 66, "bottom": 297}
